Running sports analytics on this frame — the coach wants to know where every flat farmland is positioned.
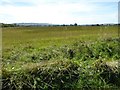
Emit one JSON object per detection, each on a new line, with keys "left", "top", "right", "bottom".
{"left": 2, "top": 25, "right": 120, "bottom": 89}
{"left": 2, "top": 26, "right": 118, "bottom": 49}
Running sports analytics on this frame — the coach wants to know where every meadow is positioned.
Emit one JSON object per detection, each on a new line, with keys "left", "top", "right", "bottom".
{"left": 2, "top": 25, "right": 120, "bottom": 89}
{"left": 2, "top": 26, "right": 117, "bottom": 49}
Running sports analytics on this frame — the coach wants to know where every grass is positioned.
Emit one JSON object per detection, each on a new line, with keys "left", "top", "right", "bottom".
{"left": 2, "top": 25, "right": 120, "bottom": 89}
{"left": 2, "top": 26, "right": 118, "bottom": 49}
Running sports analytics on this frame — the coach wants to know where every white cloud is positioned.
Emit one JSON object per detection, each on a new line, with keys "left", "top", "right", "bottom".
{"left": 0, "top": 0, "right": 118, "bottom": 24}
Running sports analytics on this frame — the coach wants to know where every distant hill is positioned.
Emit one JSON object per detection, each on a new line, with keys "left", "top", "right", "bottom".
{"left": 15, "top": 23, "right": 52, "bottom": 26}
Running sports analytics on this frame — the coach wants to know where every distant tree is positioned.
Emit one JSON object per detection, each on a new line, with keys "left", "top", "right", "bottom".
{"left": 1, "top": 23, "right": 18, "bottom": 27}
{"left": 74, "top": 23, "right": 77, "bottom": 26}
{"left": 70, "top": 24, "right": 73, "bottom": 26}
{"left": 96, "top": 24, "right": 100, "bottom": 26}
{"left": 62, "top": 24, "right": 66, "bottom": 26}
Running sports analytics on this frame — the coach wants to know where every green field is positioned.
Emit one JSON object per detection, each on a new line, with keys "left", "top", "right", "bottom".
{"left": 2, "top": 26, "right": 120, "bottom": 89}
{"left": 3, "top": 26, "right": 118, "bottom": 49}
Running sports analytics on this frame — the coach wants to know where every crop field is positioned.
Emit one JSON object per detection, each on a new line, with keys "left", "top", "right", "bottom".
{"left": 1, "top": 25, "right": 120, "bottom": 89}
{"left": 3, "top": 26, "right": 118, "bottom": 49}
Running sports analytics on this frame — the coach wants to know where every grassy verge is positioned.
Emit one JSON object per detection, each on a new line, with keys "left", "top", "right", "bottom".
{"left": 2, "top": 37, "right": 120, "bottom": 89}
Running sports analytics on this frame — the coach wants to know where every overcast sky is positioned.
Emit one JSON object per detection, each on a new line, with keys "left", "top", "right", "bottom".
{"left": 0, "top": 0, "right": 119, "bottom": 24}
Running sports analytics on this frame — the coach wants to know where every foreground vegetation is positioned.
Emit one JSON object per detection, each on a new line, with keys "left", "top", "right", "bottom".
{"left": 2, "top": 26, "right": 120, "bottom": 89}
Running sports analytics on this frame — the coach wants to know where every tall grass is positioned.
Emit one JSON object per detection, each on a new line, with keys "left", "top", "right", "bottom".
{"left": 2, "top": 37, "right": 120, "bottom": 89}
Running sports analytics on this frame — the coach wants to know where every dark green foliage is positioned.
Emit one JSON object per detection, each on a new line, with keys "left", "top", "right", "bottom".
{"left": 94, "top": 60, "right": 120, "bottom": 87}
{"left": 74, "top": 23, "right": 77, "bottom": 26}
{"left": 2, "top": 60, "right": 80, "bottom": 89}
{"left": 1, "top": 23, "right": 18, "bottom": 27}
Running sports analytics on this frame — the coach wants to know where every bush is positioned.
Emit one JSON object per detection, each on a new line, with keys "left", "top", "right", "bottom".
{"left": 2, "top": 60, "right": 80, "bottom": 89}
{"left": 94, "top": 60, "right": 120, "bottom": 87}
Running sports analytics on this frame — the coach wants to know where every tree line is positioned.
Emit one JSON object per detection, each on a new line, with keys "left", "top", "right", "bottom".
{"left": 1, "top": 23, "right": 18, "bottom": 27}
{"left": 1, "top": 23, "right": 118, "bottom": 27}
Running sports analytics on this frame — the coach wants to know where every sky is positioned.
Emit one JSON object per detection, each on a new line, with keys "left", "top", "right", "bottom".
{"left": 0, "top": 0, "right": 119, "bottom": 24}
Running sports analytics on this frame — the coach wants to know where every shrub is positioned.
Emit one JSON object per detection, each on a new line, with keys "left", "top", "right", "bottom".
{"left": 94, "top": 60, "right": 120, "bottom": 87}
{"left": 2, "top": 60, "right": 80, "bottom": 89}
